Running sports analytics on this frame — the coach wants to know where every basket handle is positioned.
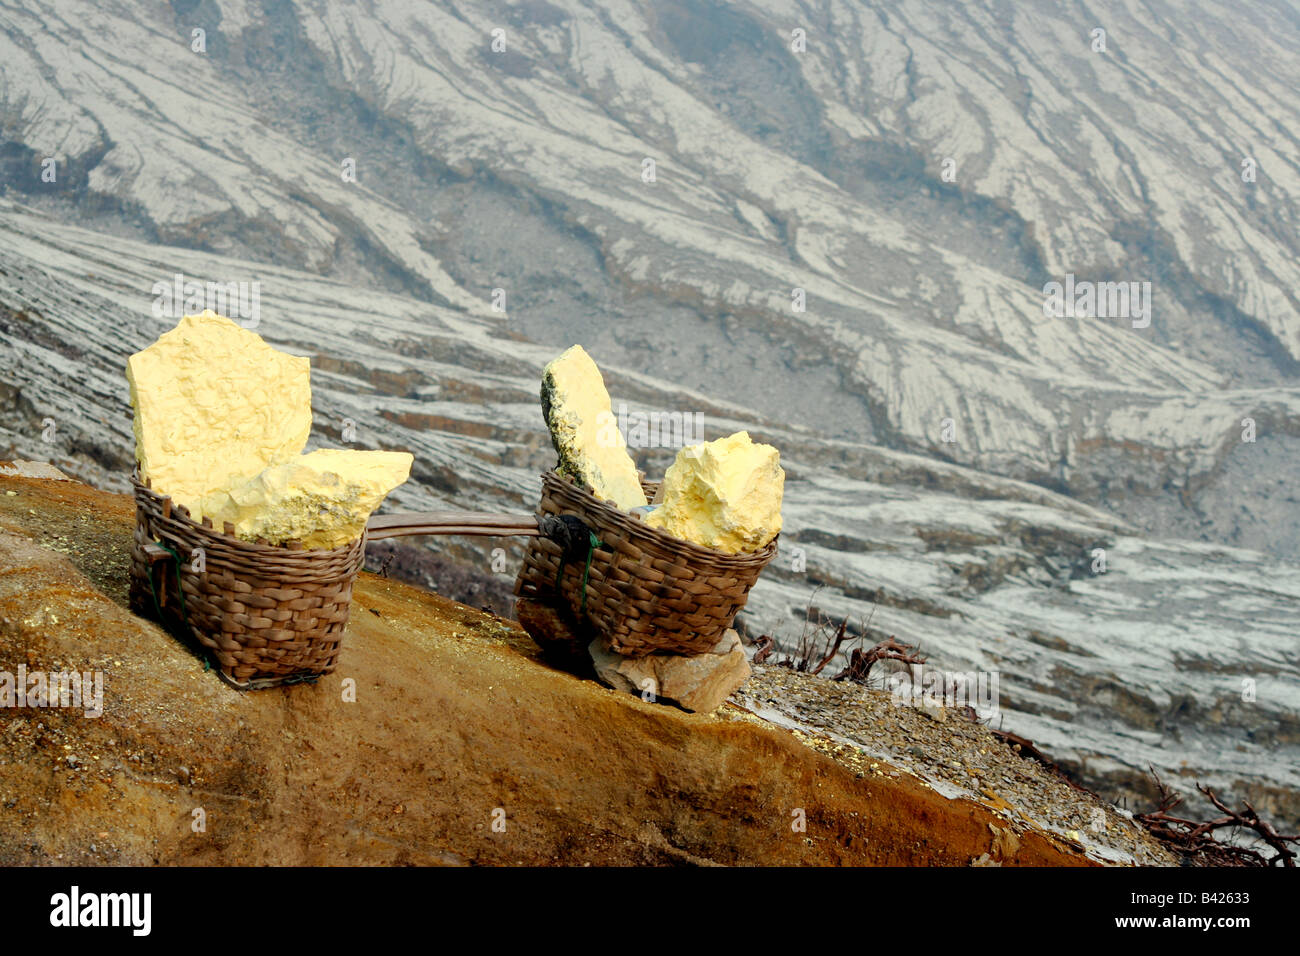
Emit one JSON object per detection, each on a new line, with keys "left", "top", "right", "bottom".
{"left": 365, "top": 512, "right": 596, "bottom": 557}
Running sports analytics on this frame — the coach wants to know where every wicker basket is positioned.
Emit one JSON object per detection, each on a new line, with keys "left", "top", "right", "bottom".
{"left": 514, "top": 471, "right": 777, "bottom": 657}
{"left": 128, "top": 469, "right": 366, "bottom": 689}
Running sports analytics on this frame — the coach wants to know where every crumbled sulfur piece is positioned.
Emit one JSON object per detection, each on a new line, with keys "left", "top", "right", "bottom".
{"left": 196, "top": 449, "right": 413, "bottom": 549}
{"left": 645, "top": 431, "right": 783, "bottom": 553}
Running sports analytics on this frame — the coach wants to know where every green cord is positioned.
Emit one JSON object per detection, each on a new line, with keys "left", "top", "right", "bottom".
{"left": 580, "top": 531, "right": 600, "bottom": 615}
{"left": 553, "top": 531, "right": 603, "bottom": 616}
{"left": 145, "top": 541, "right": 191, "bottom": 632}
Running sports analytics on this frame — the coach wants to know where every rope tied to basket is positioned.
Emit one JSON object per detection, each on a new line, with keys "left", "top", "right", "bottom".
{"left": 552, "top": 530, "right": 603, "bottom": 614}
{"left": 544, "top": 514, "right": 602, "bottom": 615}
{"left": 145, "top": 540, "right": 190, "bottom": 632}
{"left": 578, "top": 530, "right": 601, "bottom": 614}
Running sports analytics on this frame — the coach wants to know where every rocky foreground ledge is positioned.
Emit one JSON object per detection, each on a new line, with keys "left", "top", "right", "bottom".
{"left": 0, "top": 468, "right": 1173, "bottom": 865}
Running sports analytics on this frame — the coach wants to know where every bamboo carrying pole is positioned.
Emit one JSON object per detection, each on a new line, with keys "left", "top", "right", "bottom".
{"left": 365, "top": 511, "right": 545, "bottom": 540}
{"left": 365, "top": 512, "right": 597, "bottom": 559}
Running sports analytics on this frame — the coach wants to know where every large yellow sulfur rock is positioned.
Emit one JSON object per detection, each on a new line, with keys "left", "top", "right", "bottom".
{"left": 126, "top": 311, "right": 312, "bottom": 512}
{"left": 196, "top": 449, "right": 414, "bottom": 549}
{"left": 541, "top": 345, "right": 647, "bottom": 510}
{"left": 645, "top": 432, "right": 784, "bottom": 554}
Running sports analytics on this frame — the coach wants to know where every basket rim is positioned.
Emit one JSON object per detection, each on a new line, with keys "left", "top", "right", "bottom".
{"left": 540, "top": 469, "right": 778, "bottom": 566}
{"left": 130, "top": 465, "right": 364, "bottom": 558}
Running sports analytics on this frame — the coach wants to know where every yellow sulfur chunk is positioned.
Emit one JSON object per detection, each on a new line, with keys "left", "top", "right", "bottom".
{"left": 541, "top": 345, "right": 647, "bottom": 510}
{"left": 645, "top": 431, "right": 784, "bottom": 554}
{"left": 196, "top": 449, "right": 413, "bottom": 550}
{"left": 126, "top": 311, "right": 311, "bottom": 513}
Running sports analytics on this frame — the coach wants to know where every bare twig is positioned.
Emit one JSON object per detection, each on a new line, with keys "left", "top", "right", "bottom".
{"left": 833, "top": 635, "right": 927, "bottom": 685}
{"left": 809, "top": 618, "right": 850, "bottom": 675}
{"left": 1135, "top": 768, "right": 1298, "bottom": 867}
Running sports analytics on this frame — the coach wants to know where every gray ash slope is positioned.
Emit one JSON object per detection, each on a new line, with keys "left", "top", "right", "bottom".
{"left": 1, "top": 0, "right": 1299, "bottom": 826}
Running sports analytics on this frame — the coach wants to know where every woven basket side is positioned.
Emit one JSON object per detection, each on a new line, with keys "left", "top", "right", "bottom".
{"left": 515, "top": 471, "right": 775, "bottom": 657}
{"left": 130, "top": 474, "right": 364, "bottom": 687}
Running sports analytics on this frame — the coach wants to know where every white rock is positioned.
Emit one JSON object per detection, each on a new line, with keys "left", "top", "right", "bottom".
{"left": 588, "top": 630, "right": 751, "bottom": 713}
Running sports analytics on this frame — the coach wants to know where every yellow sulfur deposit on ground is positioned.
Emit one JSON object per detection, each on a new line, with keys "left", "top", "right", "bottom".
{"left": 126, "top": 310, "right": 311, "bottom": 513}
{"left": 645, "top": 431, "right": 784, "bottom": 554}
{"left": 541, "top": 345, "right": 647, "bottom": 510}
{"left": 127, "top": 311, "right": 413, "bottom": 549}
{"left": 196, "top": 449, "right": 413, "bottom": 549}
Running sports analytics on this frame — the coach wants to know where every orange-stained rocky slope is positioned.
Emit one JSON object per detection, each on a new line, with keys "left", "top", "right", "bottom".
{"left": 0, "top": 466, "right": 1173, "bottom": 865}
